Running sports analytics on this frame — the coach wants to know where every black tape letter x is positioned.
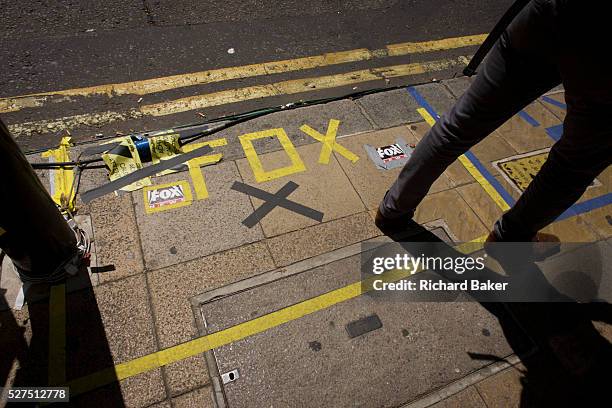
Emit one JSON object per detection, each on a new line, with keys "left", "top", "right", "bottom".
{"left": 231, "top": 181, "right": 324, "bottom": 228}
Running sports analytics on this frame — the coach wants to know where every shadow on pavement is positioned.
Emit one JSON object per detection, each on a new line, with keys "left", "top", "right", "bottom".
{"left": 0, "top": 262, "right": 125, "bottom": 406}
{"left": 387, "top": 223, "right": 612, "bottom": 407}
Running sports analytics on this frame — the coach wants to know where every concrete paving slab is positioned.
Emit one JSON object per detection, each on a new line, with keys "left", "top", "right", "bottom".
{"left": 198, "top": 247, "right": 517, "bottom": 408}
{"left": 539, "top": 92, "right": 567, "bottom": 121}
{"left": 541, "top": 216, "right": 599, "bottom": 242}
{"left": 412, "top": 82, "right": 458, "bottom": 115}
{"left": 90, "top": 274, "right": 166, "bottom": 406}
{"left": 580, "top": 206, "right": 612, "bottom": 239}
{"left": 456, "top": 182, "right": 505, "bottom": 230}
{"left": 149, "top": 241, "right": 276, "bottom": 397}
{"left": 475, "top": 366, "right": 524, "bottom": 408}
{"left": 336, "top": 126, "right": 452, "bottom": 210}
{"left": 116, "top": 369, "right": 167, "bottom": 408}
{"left": 235, "top": 142, "right": 366, "bottom": 237}
{"left": 172, "top": 386, "right": 214, "bottom": 408}
{"left": 523, "top": 100, "right": 564, "bottom": 129}
{"left": 580, "top": 166, "right": 612, "bottom": 201}
{"left": 415, "top": 189, "right": 489, "bottom": 242}
{"left": 265, "top": 211, "right": 380, "bottom": 267}
{"left": 442, "top": 76, "right": 473, "bottom": 98}
{"left": 89, "top": 193, "right": 144, "bottom": 283}
{"left": 93, "top": 275, "right": 158, "bottom": 364}
{"left": 496, "top": 103, "right": 556, "bottom": 154}
{"left": 471, "top": 131, "right": 519, "bottom": 176}
{"left": 163, "top": 355, "right": 210, "bottom": 397}
{"left": 133, "top": 162, "right": 264, "bottom": 270}
{"left": 356, "top": 88, "right": 422, "bottom": 128}
{"left": 147, "top": 240, "right": 274, "bottom": 346}
{"left": 148, "top": 400, "right": 172, "bottom": 408}
{"left": 430, "top": 386, "right": 487, "bottom": 408}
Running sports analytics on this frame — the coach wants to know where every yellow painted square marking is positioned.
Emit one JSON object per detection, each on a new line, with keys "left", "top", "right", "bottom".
{"left": 240, "top": 128, "right": 306, "bottom": 182}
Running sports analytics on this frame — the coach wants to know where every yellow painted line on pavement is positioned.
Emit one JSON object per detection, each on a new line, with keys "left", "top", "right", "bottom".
{"left": 41, "top": 137, "right": 76, "bottom": 212}
{"left": 140, "top": 56, "right": 470, "bottom": 116}
{"left": 66, "top": 235, "right": 487, "bottom": 396}
{"left": 49, "top": 284, "right": 67, "bottom": 386}
{"left": 0, "top": 34, "right": 485, "bottom": 114}
{"left": 416, "top": 108, "right": 511, "bottom": 211}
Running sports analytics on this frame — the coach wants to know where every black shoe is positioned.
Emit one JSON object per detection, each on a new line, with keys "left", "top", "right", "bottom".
{"left": 374, "top": 208, "right": 422, "bottom": 239}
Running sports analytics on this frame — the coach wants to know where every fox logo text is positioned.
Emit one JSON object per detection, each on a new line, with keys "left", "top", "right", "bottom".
{"left": 147, "top": 185, "right": 186, "bottom": 209}
{"left": 376, "top": 144, "right": 406, "bottom": 163}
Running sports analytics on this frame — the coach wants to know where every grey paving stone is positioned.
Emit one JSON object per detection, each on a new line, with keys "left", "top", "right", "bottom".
{"left": 443, "top": 76, "right": 472, "bottom": 97}
{"left": 356, "top": 88, "right": 421, "bottom": 128}
{"left": 133, "top": 161, "right": 264, "bottom": 270}
{"left": 412, "top": 82, "right": 457, "bottom": 116}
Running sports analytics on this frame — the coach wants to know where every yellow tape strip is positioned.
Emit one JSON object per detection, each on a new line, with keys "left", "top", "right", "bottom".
{"left": 0, "top": 226, "right": 5, "bottom": 237}
{"left": 239, "top": 128, "right": 306, "bottom": 183}
{"left": 49, "top": 284, "right": 66, "bottom": 386}
{"left": 416, "top": 108, "right": 511, "bottom": 211}
{"left": 182, "top": 138, "right": 227, "bottom": 200}
{"left": 41, "top": 137, "right": 75, "bottom": 211}
{"left": 299, "top": 119, "right": 359, "bottom": 164}
{"left": 67, "top": 235, "right": 488, "bottom": 396}
{"left": 102, "top": 136, "right": 152, "bottom": 192}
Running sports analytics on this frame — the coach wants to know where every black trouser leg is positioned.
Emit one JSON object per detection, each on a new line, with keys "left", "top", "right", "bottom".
{"left": 496, "top": 102, "right": 612, "bottom": 240}
{"left": 380, "top": 34, "right": 560, "bottom": 219}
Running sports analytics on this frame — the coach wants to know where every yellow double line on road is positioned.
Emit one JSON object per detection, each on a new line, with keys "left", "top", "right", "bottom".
{"left": 4, "top": 34, "right": 486, "bottom": 136}
{"left": 8, "top": 56, "right": 474, "bottom": 136}
{"left": 141, "top": 56, "right": 470, "bottom": 116}
{"left": 1, "top": 34, "right": 485, "bottom": 115}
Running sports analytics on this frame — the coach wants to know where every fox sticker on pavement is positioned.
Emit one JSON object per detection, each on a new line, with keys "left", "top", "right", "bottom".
{"left": 377, "top": 144, "right": 407, "bottom": 163}
{"left": 143, "top": 180, "right": 193, "bottom": 214}
{"left": 364, "top": 138, "right": 415, "bottom": 170}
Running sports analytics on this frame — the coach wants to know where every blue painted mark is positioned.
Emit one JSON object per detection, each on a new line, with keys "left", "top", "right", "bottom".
{"left": 541, "top": 95, "right": 567, "bottom": 110}
{"left": 407, "top": 86, "right": 439, "bottom": 121}
{"left": 545, "top": 124, "right": 563, "bottom": 142}
{"left": 406, "top": 86, "right": 612, "bottom": 222}
{"left": 406, "top": 86, "right": 515, "bottom": 208}
{"left": 463, "top": 151, "right": 516, "bottom": 206}
{"left": 517, "top": 110, "right": 540, "bottom": 127}
{"left": 558, "top": 193, "right": 612, "bottom": 221}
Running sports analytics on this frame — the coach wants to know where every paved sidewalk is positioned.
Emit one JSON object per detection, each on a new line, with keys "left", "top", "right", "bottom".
{"left": 1, "top": 78, "right": 611, "bottom": 407}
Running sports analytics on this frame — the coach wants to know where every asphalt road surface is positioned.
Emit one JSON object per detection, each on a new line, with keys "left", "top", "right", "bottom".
{"left": 0, "top": 0, "right": 512, "bottom": 151}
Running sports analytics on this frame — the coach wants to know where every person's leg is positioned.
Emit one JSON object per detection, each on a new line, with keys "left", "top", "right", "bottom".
{"left": 494, "top": 103, "right": 612, "bottom": 241}
{"left": 379, "top": 2, "right": 561, "bottom": 220}
{"left": 491, "top": 1, "right": 612, "bottom": 241}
